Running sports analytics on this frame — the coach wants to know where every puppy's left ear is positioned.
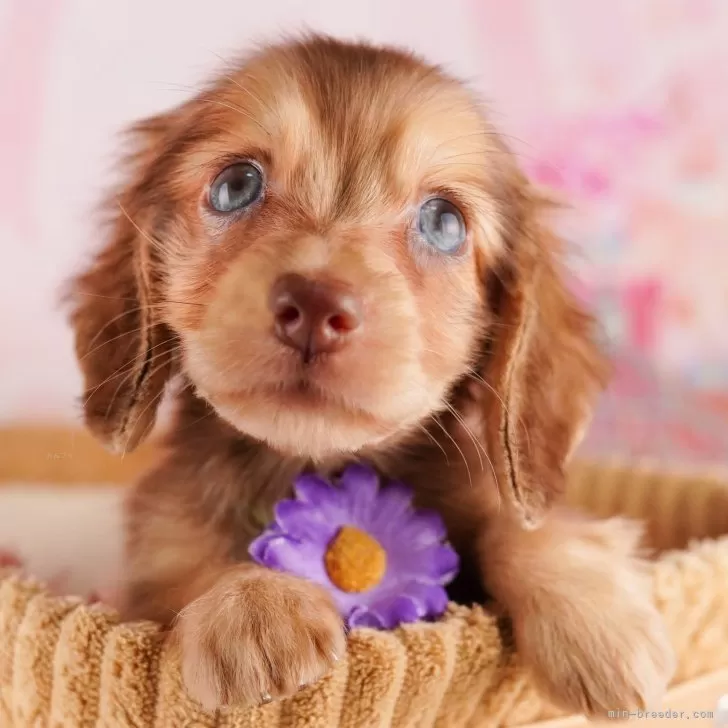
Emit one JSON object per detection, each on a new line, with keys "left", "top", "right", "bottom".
{"left": 477, "top": 190, "right": 609, "bottom": 527}
{"left": 64, "top": 111, "right": 182, "bottom": 454}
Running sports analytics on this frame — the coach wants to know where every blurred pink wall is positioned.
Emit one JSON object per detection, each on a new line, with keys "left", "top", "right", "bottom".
{"left": 479, "top": 1, "right": 728, "bottom": 389}
{"left": 1, "top": 0, "right": 727, "bottom": 424}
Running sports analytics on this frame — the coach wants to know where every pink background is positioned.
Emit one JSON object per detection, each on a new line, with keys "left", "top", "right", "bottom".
{"left": 1, "top": 0, "right": 727, "bottom": 437}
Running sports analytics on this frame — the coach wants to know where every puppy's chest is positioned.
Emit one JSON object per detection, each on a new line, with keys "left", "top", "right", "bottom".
{"left": 229, "top": 454, "right": 489, "bottom": 566}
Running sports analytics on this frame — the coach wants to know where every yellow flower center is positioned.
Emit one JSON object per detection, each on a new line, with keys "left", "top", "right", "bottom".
{"left": 324, "top": 525, "right": 387, "bottom": 593}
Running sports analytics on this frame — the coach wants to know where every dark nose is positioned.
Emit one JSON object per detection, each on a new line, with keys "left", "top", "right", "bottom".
{"left": 269, "top": 274, "right": 362, "bottom": 359}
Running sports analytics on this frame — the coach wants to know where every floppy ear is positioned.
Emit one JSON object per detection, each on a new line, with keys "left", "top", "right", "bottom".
{"left": 66, "top": 114, "right": 179, "bottom": 454}
{"left": 478, "top": 192, "right": 609, "bottom": 527}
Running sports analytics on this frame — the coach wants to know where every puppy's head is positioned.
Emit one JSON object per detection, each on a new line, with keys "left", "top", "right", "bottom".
{"left": 68, "top": 36, "right": 607, "bottom": 525}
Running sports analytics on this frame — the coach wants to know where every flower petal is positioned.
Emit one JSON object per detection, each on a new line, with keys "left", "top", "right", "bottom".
{"left": 371, "top": 594, "right": 426, "bottom": 629}
{"left": 377, "top": 482, "right": 413, "bottom": 517}
{"left": 294, "top": 473, "right": 337, "bottom": 506}
{"left": 418, "top": 544, "right": 460, "bottom": 584}
{"left": 402, "top": 510, "right": 447, "bottom": 548}
{"left": 403, "top": 582, "right": 449, "bottom": 619}
{"left": 248, "top": 530, "right": 281, "bottom": 564}
{"left": 259, "top": 534, "right": 329, "bottom": 584}
{"left": 339, "top": 463, "right": 379, "bottom": 492}
{"left": 338, "top": 464, "right": 380, "bottom": 523}
{"left": 347, "top": 606, "right": 384, "bottom": 629}
{"left": 367, "top": 482, "right": 414, "bottom": 536}
{"left": 274, "top": 500, "right": 336, "bottom": 544}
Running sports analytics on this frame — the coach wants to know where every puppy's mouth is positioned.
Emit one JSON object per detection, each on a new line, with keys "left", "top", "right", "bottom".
{"left": 215, "top": 375, "right": 373, "bottom": 419}
{"left": 185, "top": 336, "right": 427, "bottom": 457}
{"left": 286, "top": 376, "right": 329, "bottom": 400}
{"left": 204, "top": 375, "right": 400, "bottom": 458}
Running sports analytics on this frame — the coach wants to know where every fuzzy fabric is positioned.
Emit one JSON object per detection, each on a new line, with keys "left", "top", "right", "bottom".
{"left": 2, "top": 463, "right": 728, "bottom": 727}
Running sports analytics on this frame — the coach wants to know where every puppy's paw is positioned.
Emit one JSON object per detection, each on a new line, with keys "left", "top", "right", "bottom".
{"left": 513, "top": 521, "right": 675, "bottom": 717}
{"left": 177, "top": 568, "right": 345, "bottom": 711}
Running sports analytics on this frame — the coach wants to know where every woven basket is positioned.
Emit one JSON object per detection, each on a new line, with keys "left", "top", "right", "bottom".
{"left": 2, "top": 454, "right": 728, "bottom": 727}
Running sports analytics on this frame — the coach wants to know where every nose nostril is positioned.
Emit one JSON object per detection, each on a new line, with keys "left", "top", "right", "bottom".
{"left": 270, "top": 273, "right": 362, "bottom": 355}
{"left": 278, "top": 305, "right": 301, "bottom": 326}
{"left": 327, "top": 313, "right": 352, "bottom": 334}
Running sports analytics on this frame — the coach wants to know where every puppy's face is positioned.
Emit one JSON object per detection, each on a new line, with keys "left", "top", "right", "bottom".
{"left": 143, "top": 44, "right": 504, "bottom": 458}
{"left": 70, "top": 37, "right": 606, "bottom": 524}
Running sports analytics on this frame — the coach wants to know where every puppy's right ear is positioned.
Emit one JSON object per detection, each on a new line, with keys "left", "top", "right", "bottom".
{"left": 475, "top": 190, "right": 609, "bottom": 527}
{"left": 66, "top": 113, "right": 179, "bottom": 454}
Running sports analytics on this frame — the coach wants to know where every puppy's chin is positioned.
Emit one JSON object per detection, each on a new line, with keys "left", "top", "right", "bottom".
{"left": 206, "top": 389, "right": 403, "bottom": 461}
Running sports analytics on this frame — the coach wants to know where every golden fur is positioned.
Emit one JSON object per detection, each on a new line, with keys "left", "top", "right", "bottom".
{"left": 66, "top": 35, "right": 674, "bottom": 716}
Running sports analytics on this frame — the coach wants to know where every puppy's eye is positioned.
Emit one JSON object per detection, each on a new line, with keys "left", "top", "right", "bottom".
{"left": 209, "top": 162, "right": 264, "bottom": 213}
{"left": 417, "top": 198, "right": 466, "bottom": 254}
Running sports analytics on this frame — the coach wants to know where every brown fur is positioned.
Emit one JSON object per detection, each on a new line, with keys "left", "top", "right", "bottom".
{"left": 66, "top": 35, "right": 674, "bottom": 716}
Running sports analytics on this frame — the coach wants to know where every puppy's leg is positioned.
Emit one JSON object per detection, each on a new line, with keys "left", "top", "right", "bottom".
{"left": 123, "top": 482, "right": 345, "bottom": 711}
{"left": 176, "top": 566, "right": 344, "bottom": 711}
{"left": 475, "top": 509, "right": 675, "bottom": 716}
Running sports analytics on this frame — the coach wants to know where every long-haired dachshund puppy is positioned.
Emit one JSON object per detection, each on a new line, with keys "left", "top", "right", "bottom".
{"left": 67, "top": 35, "right": 674, "bottom": 716}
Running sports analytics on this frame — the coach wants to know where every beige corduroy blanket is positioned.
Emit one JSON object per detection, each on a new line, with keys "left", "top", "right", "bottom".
{"left": 2, "top": 462, "right": 728, "bottom": 728}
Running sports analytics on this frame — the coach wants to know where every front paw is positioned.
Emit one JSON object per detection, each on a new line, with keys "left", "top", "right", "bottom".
{"left": 177, "top": 568, "right": 346, "bottom": 711}
{"left": 513, "top": 521, "right": 675, "bottom": 716}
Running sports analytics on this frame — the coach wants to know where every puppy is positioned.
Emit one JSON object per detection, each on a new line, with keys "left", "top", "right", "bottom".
{"left": 67, "top": 36, "right": 674, "bottom": 716}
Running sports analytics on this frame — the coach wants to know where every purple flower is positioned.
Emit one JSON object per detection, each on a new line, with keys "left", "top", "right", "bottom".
{"left": 249, "top": 464, "right": 459, "bottom": 630}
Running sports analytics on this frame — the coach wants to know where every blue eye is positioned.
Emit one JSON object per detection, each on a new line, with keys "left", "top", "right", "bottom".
{"left": 417, "top": 198, "right": 466, "bottom": 254}
{"left": 209, "top": 162, "right": 264, "bottom": 213}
